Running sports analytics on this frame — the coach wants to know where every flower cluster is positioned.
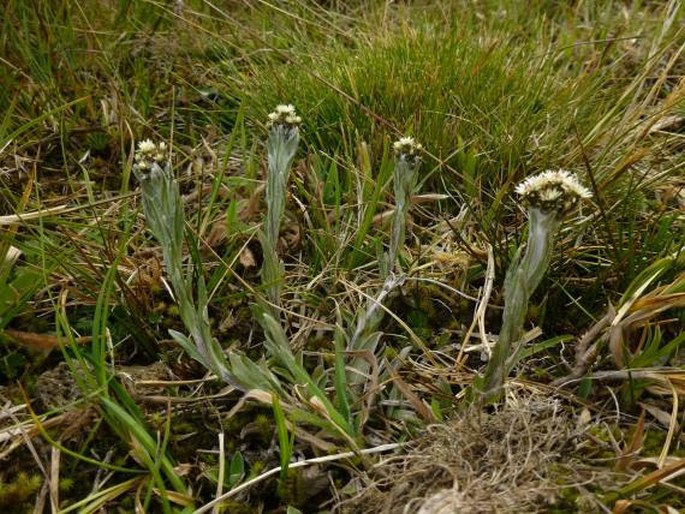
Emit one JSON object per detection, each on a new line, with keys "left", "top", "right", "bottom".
{"left": 393, "top": 136, "right": 423, "bottom": 166}
{"left": 266, "top": 104, "right": 302, "bottom": 129}
{"left": 133, "top": 139, "right": 168, "bottom": 173}
{"left": 515, "top": 169, "right": 592, "bottom": 215}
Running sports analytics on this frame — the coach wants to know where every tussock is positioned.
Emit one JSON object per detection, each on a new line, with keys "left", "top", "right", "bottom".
{"left": 340, "top": 391, "right": 592, "bottom": 513}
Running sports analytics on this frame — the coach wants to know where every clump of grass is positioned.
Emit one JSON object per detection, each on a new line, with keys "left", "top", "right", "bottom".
{"left": 339, "top": 391, "right": 605, "bottom": 513}
{"left": 242, "top": 18, "right": 563, "bottom": 184}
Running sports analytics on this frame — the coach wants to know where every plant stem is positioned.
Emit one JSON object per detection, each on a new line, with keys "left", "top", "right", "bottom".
{"left": 262, "top": 123, "right": 299, "bottom": 310}
{"left": 387, "top": 158, "right": 418, "bottom": 275}
{"left": 479, "top": 208, "right": 559, "bottom": 402}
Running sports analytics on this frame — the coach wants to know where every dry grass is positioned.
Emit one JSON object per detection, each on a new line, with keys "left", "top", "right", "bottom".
{"left": 339, "top": 388, "right": 622, "bottom": 513}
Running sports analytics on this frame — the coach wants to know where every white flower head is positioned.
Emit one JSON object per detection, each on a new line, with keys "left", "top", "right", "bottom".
{"left": 393, "top": 136, "right": 423, "bottom": 165}
{"left": 134, "top": 139, "right": 170, "bottom": 177}
{"left": 515, "top": 169, "right": 592, "bottom": 215}
{"left": 275, "top": 104, "right": 295, "bottom": 114}
{"left": 267, "top": 104, "right": 301, "bottom": 129}
{"left": 137, "top": 139, "right": 156, "bottom": 154}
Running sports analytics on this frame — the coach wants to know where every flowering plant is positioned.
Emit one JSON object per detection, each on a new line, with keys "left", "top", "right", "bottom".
{"left": 133, "top": 139, "right": 243, "bottom": 389}
{"left": 262, "top": 104, "right": 301, "bottom": 310}
{"left": 347, "top": 136, "right": 422, "bottom": 387}
{"left": 478, "top": 169, "right": 592, "bottom": 402}
{"left": 387, "top": 137, "right": 422, "bottom": 273}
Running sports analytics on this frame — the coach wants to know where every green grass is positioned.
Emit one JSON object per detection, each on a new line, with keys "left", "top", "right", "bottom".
{"left": 0, "top": 0, "right": 684, "bottom": 512}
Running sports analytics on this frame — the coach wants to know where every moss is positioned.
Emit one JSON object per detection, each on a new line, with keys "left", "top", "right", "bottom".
{"left": 215, "top": 500, "right": 256, "bottom": 513}
{"left": 59, "top": 477, "right": 75, "bottom": 493}
{"left": 250, "top": 460, "right": 266, "bottom": 477}
{"left": 550, "top": 486, "right": 602, "bottom": 513}
{"left": 252, "top": 414, "right": 276, "bottom": 444}
{"left": 0, "top": 472, "right": 42, "bottom": 512}
{"left": 586, "top": 423, "right": 624, "bottom": 460}
{"left": 642, "top": 428, "right": 685, "bottom": 458}
{"left": 277, "top": 470, "right": 309, "bottom": 508}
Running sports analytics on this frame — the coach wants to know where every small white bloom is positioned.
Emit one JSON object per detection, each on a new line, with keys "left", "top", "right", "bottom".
{"left": 137, "top": 139, "right": 156, "bottom": 154}
{"left": 134, "top": 139, "right": 169, "bottom": 176}
{"left": 392, "top": 136, "right": 423, "bottom": 164}
{"left": 515, "top": 169, "right": 592, "bottom": 215}
{"left": 267, "top": 104, "right": 301, "bottom": 129}
{"left": 393, "top": 136, "right": 417, "bottom": 150}
{"left": 539, "top": 188, "right": 563, "bottom": 202}
{"left": 275, "top": 104, "right": 296, "bottom": 115}
{"left": 515, "top": 169, "right": 591, "bottom": 198}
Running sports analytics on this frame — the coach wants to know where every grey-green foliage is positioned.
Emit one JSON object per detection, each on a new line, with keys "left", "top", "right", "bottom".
{"left": 480, "top": 208, "right": 560, "bottom": 401}
{"left": 387, "top": 139, "right": 422, "bottom": 276}
{"left": 133, "top": 142, "right": 242, "bottom": 390}
{"left": 347, "top": 139, "right": 421, "bottom": 386}
{"left": 262, "top": 108, "right": 301, "bottom": 309}
{"left": 479, "top": 171, "right": 593, "bottom": 402}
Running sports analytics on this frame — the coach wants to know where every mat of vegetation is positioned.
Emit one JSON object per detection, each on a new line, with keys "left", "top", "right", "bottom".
{"left": 0, "top": 1, "right": 683, "bottom": 512}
